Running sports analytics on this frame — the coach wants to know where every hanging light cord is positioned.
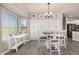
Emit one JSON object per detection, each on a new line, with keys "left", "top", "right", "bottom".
{"left": 48, "top": 3, "right": 50, "bottom": 14}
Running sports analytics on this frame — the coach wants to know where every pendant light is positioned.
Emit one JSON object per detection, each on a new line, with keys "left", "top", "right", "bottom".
{"left": 44, "top": 3, "right": 53, "bottom": 18}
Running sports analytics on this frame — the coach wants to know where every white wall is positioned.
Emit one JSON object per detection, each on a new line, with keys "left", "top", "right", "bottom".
{"left": 0, "top": 25, "right": 1, "bottom": 42}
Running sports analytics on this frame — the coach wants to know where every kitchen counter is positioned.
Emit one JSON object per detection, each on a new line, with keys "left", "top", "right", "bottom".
{"left": 72, "top": 31, "right": 79, "bottom": 41}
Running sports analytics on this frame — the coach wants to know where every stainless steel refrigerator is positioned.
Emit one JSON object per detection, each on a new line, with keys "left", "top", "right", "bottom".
{"left": 67, "top": 24, "right": 76, "bottom": 39}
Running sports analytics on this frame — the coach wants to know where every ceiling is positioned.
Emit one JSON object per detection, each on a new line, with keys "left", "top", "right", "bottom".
{"left": 1, "top": 3, "right": 79, "bottom": 18}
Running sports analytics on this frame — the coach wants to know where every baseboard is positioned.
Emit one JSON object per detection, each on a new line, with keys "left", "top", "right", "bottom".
{"left": 1, "top": 49, "right": 9, "bottom": 55}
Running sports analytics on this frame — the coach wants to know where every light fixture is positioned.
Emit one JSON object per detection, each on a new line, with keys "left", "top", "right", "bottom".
{"left": 44, "top": 3, "right": 53, "bottom": 18}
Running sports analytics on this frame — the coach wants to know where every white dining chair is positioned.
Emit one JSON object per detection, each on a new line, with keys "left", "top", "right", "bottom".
{"left": 38, "top": 32, "right": 47, "bottom": 48}
{"left": 49, "top": 32, "right": 61, "bottom": 55}
{"left": 59, "top": 30, "right": 66, "bottom": 48}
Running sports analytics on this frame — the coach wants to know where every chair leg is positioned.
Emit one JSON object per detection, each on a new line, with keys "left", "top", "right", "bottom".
{"left": 29, "top": 41, "right": 31, "bottom": 47}
{"left": 58, "top": 51, "right": 60, "bottom": 55}
{"left": 58, "top": 47, "right": 60, "bottom": 55}
{"left": 49, "top": 42, "right": 51, "bottom": 55}
{"left": 50, "top": 49, "right": 51, "bottom": 55}
{"left": 65, "top": 44, "right": 66, "bottom": 48}
{"left": 23, "top": 40, "right": 26, "bottom": 45}
{"left": 16, "top": 48, "right": 18, "bottom": 52}
{"left": 64, "top": 40, "right": 66, "bottom": 48}
{"left": 38, "top": 40, "right": 40, "bottom": 48}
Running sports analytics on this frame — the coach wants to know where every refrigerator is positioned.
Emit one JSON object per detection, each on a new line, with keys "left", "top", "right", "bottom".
{"left": 67, "top": 24, "right": 76, "bottom": 39}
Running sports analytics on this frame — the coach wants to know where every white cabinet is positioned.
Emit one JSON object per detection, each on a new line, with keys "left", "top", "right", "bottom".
{"left": 30, "top": 19, "right": 62, "bottom": 40}
{"left": 72, "top": 31, "right": 79, "bottom": 41}
{"left": 53, "top": 19, "right": 62, "bottom": 30}
{"left": 30, "top": 20, "right": 38, "bottom": 40}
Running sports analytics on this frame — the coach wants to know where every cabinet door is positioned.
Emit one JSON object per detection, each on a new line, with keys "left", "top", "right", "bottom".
{"left": 53, "top": 19, "right": 62, "bottom": 30}
{"left": 30, "top": 20, "right": 39, "bottom": 40}
{"left": 72, "top": 32, "right": 77, "bottom": 41}
{"left": 30, "top": 20, "right": 35, "bottom": 39}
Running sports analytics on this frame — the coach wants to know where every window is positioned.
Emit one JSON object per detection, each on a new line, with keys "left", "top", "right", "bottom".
{"left": 2, "top": 10, "right": 17, "bottom": 40}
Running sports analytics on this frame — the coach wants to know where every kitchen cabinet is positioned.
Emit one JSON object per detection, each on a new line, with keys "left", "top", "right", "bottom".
{"left": 72, "top": 31, "right": 79, "bottom": 41}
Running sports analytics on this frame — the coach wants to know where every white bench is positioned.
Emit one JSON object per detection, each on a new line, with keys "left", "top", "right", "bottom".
{"left": 9, "top": 33, "right": 28, "bottom": 52}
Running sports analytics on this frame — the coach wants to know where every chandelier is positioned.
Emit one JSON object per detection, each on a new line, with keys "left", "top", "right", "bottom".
{"left": 44, "top": 3, "right": 53, "bottom": 18}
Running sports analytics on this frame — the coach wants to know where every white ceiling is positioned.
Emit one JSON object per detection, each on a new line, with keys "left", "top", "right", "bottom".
{"left": 1, "top": 3, "right": 79, "bottom": 18}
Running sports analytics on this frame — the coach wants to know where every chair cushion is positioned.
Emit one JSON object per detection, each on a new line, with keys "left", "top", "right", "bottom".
{"left": 51, "top": 40, "right": 58, "bottom": 42}
{"left": 60, "top": 37, "right": 64, "bottom": 39}
{"left": 40, "top": 37, "right": 47, "bottom": 39}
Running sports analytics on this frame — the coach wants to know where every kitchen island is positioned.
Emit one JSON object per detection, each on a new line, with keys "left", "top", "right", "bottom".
{"left": 72, "top": 31, "right": 79, "bottom": 41}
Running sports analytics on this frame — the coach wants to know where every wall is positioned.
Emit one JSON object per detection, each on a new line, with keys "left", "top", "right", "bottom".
{"left": 0, "top": 9, "right": 2, "bottom": 42}
{"left": 63, "top": 17, "right": 66, "bottom": 30}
